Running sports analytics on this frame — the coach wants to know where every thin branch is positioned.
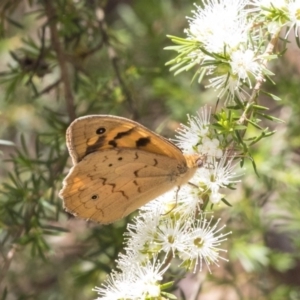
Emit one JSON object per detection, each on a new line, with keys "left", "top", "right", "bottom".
{"left": 44, "top": 0, "right": 76, "bottom": 122}
{"left": 26, "top": 26, "right": 47, "bottom": 85}
{"left": 96, "top": 8, "right": 138, "bottom": 119}
{"left": 109, "top": 45, "right": 138, "bottom": 118}
{"left": 0, "top": 229, "right": 22, "bottom": 289}
{"left": 251, "top": 34, "right": 278, "bottom": 98}
{"left": 34, "top": 78, "right": 61, "bottom": 99}
{"left": 237, "top": 33, "right": 279, "bottom": 125}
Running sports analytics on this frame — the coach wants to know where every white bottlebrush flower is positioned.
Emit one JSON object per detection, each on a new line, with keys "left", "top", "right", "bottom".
{"left": 142, "top": 184, "right": 201, "bottom": 218}
{"left": 122, "top": 213, "right": 231, "bottom": 275}
{"left": 171, "top": 184, "right": 204, "bottom": 216}
{"left": 94, "top": 258, "right": 168, "bottom": 300}
{"left": 167, "top": 0, "right": 267, "bottom": 101}
{"left": 229, "top": 48, "right": 262, "bottom": 88}
{"left": 210, "top": 190, "right": 224, "bottom": 204}
{"left": 155, "top": 217, "right": 192, "bottom": 256}
{"left": 287, "top": 0, "right": 300, "bottom": 36}
{"left": 200, "top": 136, "right": 223, "bottom": 159}
{"left": 173, "top": 110, "right": 240, "bottom": 203}
{"left": 207, "top": 48, "right": 262, "bottom": 101}
{"left": 193, "top": 154, "right": 241, "bottom": 204}
{"left": 186, "top": 0, "right": 250, "bottom": 54}
{"left": 124, "top": 209, "right": 161, "bottom": 256}
{"left": 93, "top": 271, "right": 134, "bottom": 300}
{"left": 140, "top": 189, "right": 177, "bottom": 215}
{"left": 179, "top": 216, "right": 231, "bottom": 273}
{"left": 126, "top": 188, "right": 202, "bottom": 258}
{"left": 127, "top": 258, "right": 168, "bottom": 298}
{"left": 117, "top": 250, "right": 148, "bottom": 274}
{"left": 173, "top": 106, "right": 212, "bottom": 154}
{"left": 206, "top": 73, "right": 249, "bottom": 102}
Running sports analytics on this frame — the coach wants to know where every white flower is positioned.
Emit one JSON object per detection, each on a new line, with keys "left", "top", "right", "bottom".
{"left": 93, "top": 271, "right": 133, "bottom": 300}
{"left": 142, "top": 184, "right": 202, "bottom": 218}
{"left": 210, "top": 191, "right": 224, "bottom": 204}
{"left": 173, "top": 106, "right": 212, "bottom": 154}
{"left": 140, "top": 189, "right": 177, "bottom": 215}
{"left": 206, "top": 72, "right": 251, "bottom": 102}
{"left": 168, "top": 0, "right": 266, "bottom": 101}
{"left": 186, "top": 0, "right": 251, "bottom": 54}
{"left": 287, "top": 0, "right": 300, "bottom": 36}
{"left": 126, "top": 187, "right": 202, "bottom": 258}
{"left": 173, "top": 184, "right": 204, "bottom": 216}
{"left": 155, "top": 217, "right": 191, "bottom": 256}
{"left": 229, "top": 49, "right": 261, "bottom": 88}
{"left": 94, "top": 258, "right": 168, "bottom": 300}
{"left": 179, "top": 216, "right": 231, "bottom": 273}
{"left": 128, "top": 258, "right": 167, "bottom": 298}
{"left": 193, "top": 154, "right": 241, "bottom": 204}
{"left": 199, "top": 136, "right": 223, "bottom": 159}
{"left": 124, "top": 209, "right": 161, "bottom": 256}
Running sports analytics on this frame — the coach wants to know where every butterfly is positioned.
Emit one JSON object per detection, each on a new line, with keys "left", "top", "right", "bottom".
{"left": 59, "top": 115, "right": 204, "bottom": 224}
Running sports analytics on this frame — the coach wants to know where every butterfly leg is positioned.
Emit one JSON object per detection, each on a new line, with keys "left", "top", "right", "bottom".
{"left": 161, "top": 186, "right": 181, "bottom": 216}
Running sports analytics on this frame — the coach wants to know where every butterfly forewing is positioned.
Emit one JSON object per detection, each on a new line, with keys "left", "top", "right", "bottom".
{"left": 66, "top": 115, "right": 186, "bottom": 164}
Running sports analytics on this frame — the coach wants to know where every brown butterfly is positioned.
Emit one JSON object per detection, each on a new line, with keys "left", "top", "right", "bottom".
{"left": 59, "top": 115, "right": 203, "bottom": 224}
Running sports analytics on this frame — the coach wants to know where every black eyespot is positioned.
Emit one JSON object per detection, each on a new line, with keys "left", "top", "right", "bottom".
{"left": 91, "top": 194, "right": 99, "bottom": 200}
{"left": 96, "top": 127, "right": 106, "bottom": 135}
{"left": 118, "top": 157, "right": 123, "bottom": 161}
{"left": 136, "top": 137, "right": 151, "bottom": 147}
{"left": 108, "top": 163, "right": 113, "bottom": 167}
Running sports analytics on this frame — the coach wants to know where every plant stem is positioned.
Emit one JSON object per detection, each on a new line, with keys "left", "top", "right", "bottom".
{"left": 44, "top": 0, "right": 76, "bottom": 122}
{"left": 237, "top": 33, "right": 279, "bottom": 125}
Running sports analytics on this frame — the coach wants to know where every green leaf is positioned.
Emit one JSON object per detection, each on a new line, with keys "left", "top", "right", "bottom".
{"left": 252, "top": 104, "right": 269, "bottom": 111}
{"left": 1, "top": 286, "right": 8, "bottom": 300}
{"left": 221, "top": 198, "right": 232, "bottom": 207}
{"left": 262, "top": 91, "right": 282, "bottom": 101}
{"left": 256, "top": 112, "right": 284, "bottom": 123}
{"left": 161, "top": 291, "right": 177, "bottom": 299}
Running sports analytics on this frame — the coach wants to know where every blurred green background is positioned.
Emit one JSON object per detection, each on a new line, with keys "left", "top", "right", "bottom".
{"left": 0, "top": 1, "right": 300, "bottom": 299}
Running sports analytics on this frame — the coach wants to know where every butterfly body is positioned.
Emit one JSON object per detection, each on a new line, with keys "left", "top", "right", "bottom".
{"left": 60, "top": 115, "right": 202, "bottom": 223}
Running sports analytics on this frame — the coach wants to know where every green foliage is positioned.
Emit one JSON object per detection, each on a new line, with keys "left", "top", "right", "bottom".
{"left": 0, "top": 1, "right": 300, "bottom": 300}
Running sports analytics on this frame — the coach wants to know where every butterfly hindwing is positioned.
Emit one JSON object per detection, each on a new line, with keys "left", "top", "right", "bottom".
{"left": 59, "top": 148, "right": 196, "bottom": 223}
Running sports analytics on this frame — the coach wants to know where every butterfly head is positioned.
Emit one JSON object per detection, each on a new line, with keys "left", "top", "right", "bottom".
{"left": 184, "top": 153, "right": 206, "bottom": 169}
